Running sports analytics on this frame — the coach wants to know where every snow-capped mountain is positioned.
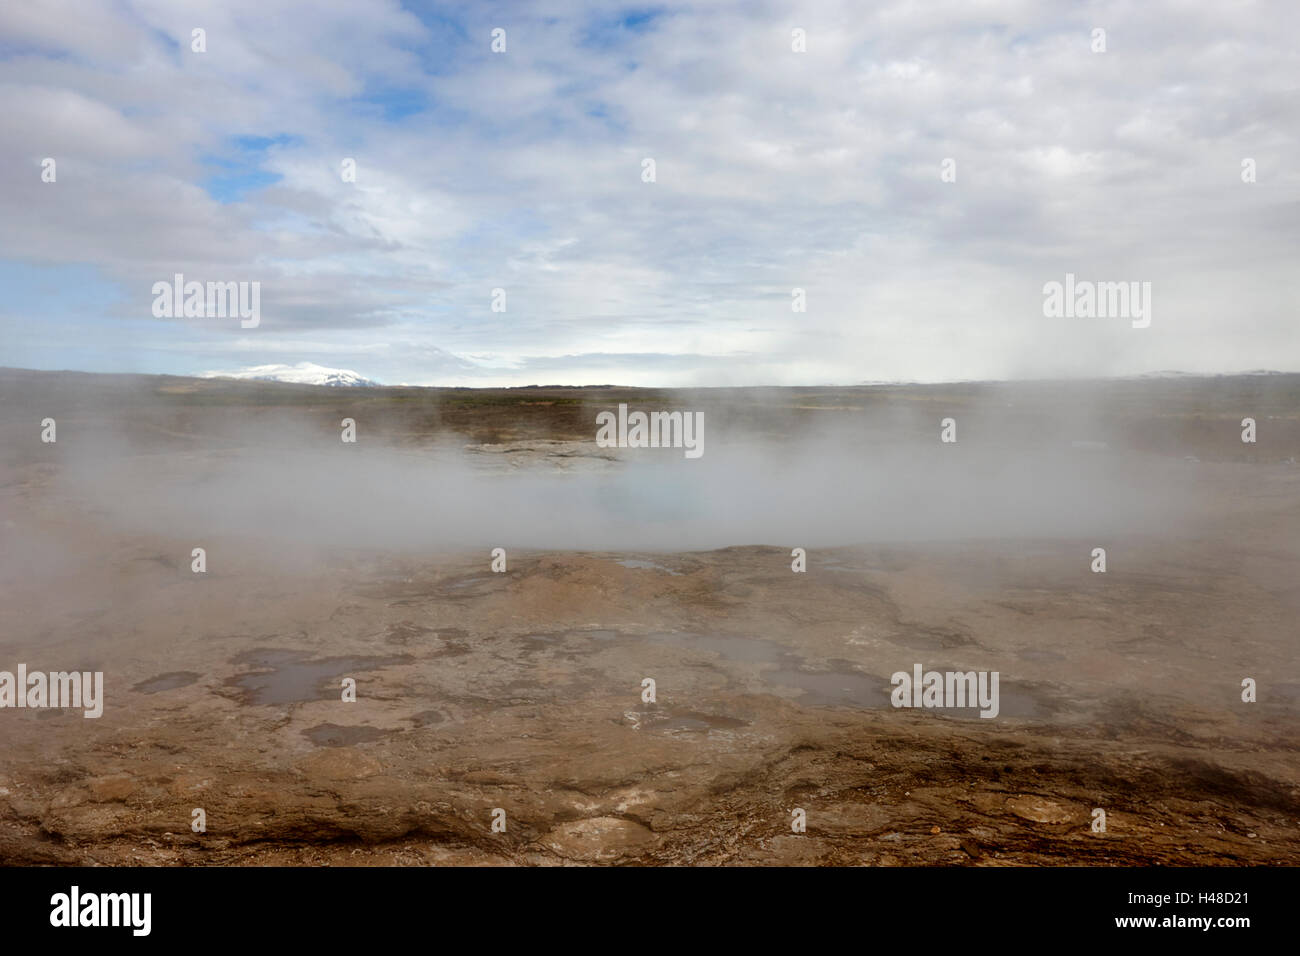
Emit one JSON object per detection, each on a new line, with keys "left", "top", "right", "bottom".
{"left": 200, "top": 363, "right": 380, "bottom": 387}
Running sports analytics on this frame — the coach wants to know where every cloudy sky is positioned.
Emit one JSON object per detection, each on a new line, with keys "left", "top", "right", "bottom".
{"left": 1, "top": 0, "right": 1296, "bottom": 386}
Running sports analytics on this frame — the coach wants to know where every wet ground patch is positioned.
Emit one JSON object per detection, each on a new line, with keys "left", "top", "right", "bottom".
{"left": 615, "top": 558, "right": 682, "bottom": 575}
{"left": 884, "top": 626, "right": 978, "bottom": 651}
{"left": 583, "top": 629, "right": 1056, "bottom": 718}
{"left": 384, "top": 622, "right": 434, "bottom": 645}
{"left": 437, "top": 574, "right": 502, "bottom": 598}
{"left": 654, "top": 711, "right": 749, "bottom": 733}
{"left": 301, "top": 723, "right": 394, "bottom": 747}
{"left": 133, "top": 671, "right": 201, "bottom": 694}
{"left": 224, "top": 649, "right": 410, "bottom": 706}
{"left": 1016, "top": 647, "right": 1067, "bottom": 663}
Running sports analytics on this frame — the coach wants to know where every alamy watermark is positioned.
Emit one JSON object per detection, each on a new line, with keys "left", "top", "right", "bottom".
{"left": 1043, "top": 273, "right": 1151, "bottom": 328}
{"left": 0, "top": 665, "right": 103, "bottom": 718}
{"left": 151, "top": 273, "right": 260, "bottom": 328}
{"left": 596, "top": 403, "right": 704, "bottom": 459}
{"left": 890, "top": 663, "right": 999, "bottom": 718}
{"left": 50, "top": 886, "right": 150, "bottom": 936}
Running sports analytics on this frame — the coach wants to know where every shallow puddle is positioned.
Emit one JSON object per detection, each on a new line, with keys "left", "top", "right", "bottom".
{"left": 226, "top": 649, "right": 410, "bottom": 706}
{"left": 629, "top": 707, "right": 750, "bottom": 734}
{"left": 767, "top": 665, "right": 894, "bottom": 708}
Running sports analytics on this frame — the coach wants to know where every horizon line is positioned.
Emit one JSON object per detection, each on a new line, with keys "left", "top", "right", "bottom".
{"left": 3, "top": 365, "right": 1299, "bottom": 391}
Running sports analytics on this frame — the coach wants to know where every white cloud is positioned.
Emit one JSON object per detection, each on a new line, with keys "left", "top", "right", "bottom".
{"left": 1, "top": 0, "right": 1297, "bottom": 384}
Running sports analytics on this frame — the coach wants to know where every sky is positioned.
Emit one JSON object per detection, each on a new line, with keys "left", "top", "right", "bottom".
{"left": 0, "top": 0, "right": 1296, "bottom": 387}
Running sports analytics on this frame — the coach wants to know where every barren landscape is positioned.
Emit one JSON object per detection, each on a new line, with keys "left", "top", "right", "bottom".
{"left": 1, "top": 368, "right": 1297, "bottom": 865}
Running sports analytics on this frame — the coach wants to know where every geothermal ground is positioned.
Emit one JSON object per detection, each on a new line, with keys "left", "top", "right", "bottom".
{"left": 0, "top": 369, "right": 1298, "bottom": 865}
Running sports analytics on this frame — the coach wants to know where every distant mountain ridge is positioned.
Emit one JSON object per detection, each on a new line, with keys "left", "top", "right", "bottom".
{"left": 852, "top": 369, "right": 1294, "bottom": 386}
{"left": 199, "top": 363, "right": 379, "bottom": 387}
{"left": 1138, "top": 369, "right": 1290, "bottom": 379}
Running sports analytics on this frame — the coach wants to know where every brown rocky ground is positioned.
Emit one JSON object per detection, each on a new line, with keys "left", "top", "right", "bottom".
{"left": 0, "top": 369, "right": 1297, "bottom": 865}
